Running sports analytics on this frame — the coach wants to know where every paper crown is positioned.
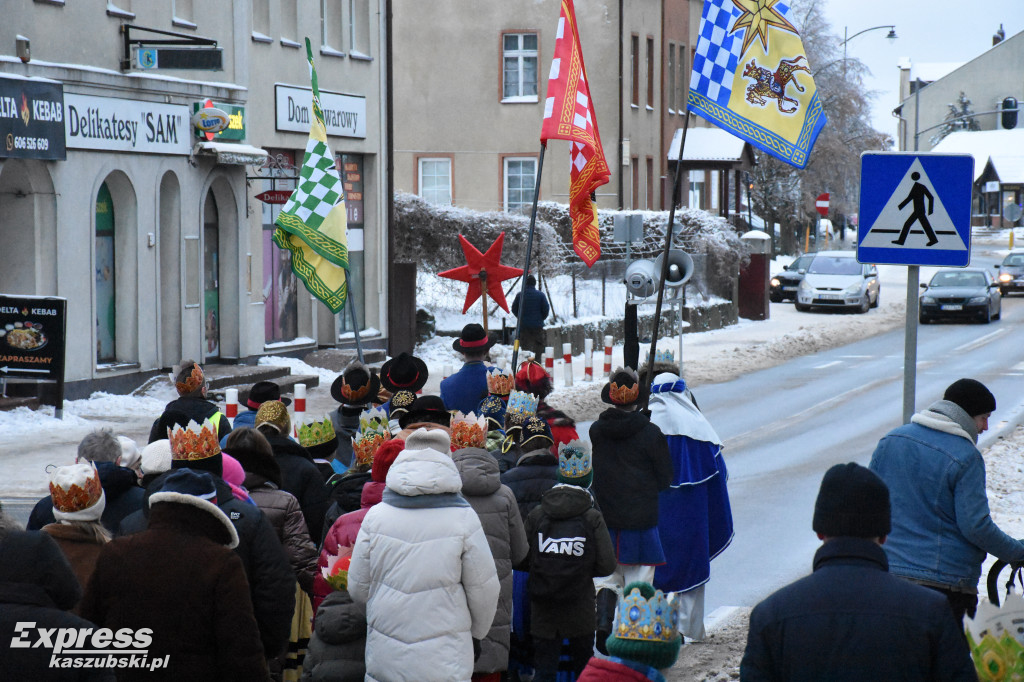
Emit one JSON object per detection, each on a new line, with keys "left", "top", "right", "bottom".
{"left": 558, "top": 439, "right": 592, "bottom": 479}
{"left": 451, "top": 411, "right": 487, "bottom": 450}
{"left": 359, "top": 407, "right": 390, "bottom": 435}
{"left": 175, "top": 363, "right": 205, "bottom": 395}
{"left": 486, "top": 368, "right": 514, "bottom": 397}
{"left": 322, "top": 548, "right": 353, "bottom": 592}
{"left": 654, "top": 349, "right": 675, "bottom": 364}
{"left": 352, "top": 407, "right": 391, "bottom": 468}
{"left": 615, "top": 585, "right": 679, "bottom": 644}
{"left": 298, "top": 417, "right": 336, "bottom": 448}
{"left": 169, "top": 418, "right": 222, "bottom": 461}
{"left": 506, "top": 390, "right": 539, "bottom": 420}
{"left": 255, "top": 400, "right": 291, "bottom": 434}
{"left": 49, "top": 463, "right": 103, "bottom": 515}
{"left": 608, "top": 380, "right": 640, "bottom": 405}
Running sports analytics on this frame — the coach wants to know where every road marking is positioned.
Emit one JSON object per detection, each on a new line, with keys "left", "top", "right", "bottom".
{"left": 1012, "top": 362, "right": 1024, "bottom": 371}
{"left": 814, "top": 361, "right": 842, "bottom": 369}
{"left": 840, "top": 355, "right": 873, "bottom": 359}
{"left": 954, "top": 329, "right": 1007, "bottom": 353}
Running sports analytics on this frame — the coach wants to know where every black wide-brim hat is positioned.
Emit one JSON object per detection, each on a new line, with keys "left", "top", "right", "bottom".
{"left": 331, "top": 366, "right": 382, "bottom": 406}
{"left": 452, "top": 323, "right": 497, "bottom": 354}
{"left": 600, "top": 370, "right": 647, "bottom": 407}
{"left": 398, "top": 395, "right": 451, "bottom": 429}
{"left": 246, "top": 381, "right": 291, "bottom": 410}
{"left": 380, "top": 352, "right": 429, "bottom": 393}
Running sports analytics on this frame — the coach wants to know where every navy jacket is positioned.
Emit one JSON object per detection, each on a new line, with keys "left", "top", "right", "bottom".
{"left": 741, "top": 537, "right": 976, "bottom": 682}
{"left": 440, "top": 361, "right": 490, "bottom": 415}
{"left": 511, "top": 285, "right": 549, "bottom": 329}
{"left": 27, "top": 461, "right": 144, "bottom": 534}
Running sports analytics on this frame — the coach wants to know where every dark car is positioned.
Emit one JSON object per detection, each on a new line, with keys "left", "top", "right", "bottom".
{"left": 770, "top": 253, "right": 816, "bottom": 302}
{"left": 995, "top": 251, "right": 1024, "bottom": 295}
{"left": 919, "top": 268, "right": 1001, "bottom": 324}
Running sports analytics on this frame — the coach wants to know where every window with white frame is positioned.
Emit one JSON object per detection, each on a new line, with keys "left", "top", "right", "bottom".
{"left": 688, "top": 170, "right": 705, "bottom": 209}
{"left": 502, "top": 33, "right": 538, "bottom": 101}
{"left": 348, "top": 0, "right": 370, "bottom": 57}
{"left": 280, "top": 0, "right": 299, "bottom": 46}
{"left": 320, "top": 0, "right": 344, "bottom": 54}
{"left": 710, "top": 170, "right": 720, "bottom": 209}
{"left": 419, "top": 158, "right": 452, "bottom": 206}
{"left": 504, "top": 157, "right": 536, "bottom": 214}
{"left": 253, "top": 0, "right": 270, "bottom": 40}
{"left": 172, "top": 0, "right": 195, "bottom": 27}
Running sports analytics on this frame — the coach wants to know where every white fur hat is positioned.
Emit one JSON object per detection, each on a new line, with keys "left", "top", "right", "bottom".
{"left": 50, "top": 463, "right": 106, "bottom": 523}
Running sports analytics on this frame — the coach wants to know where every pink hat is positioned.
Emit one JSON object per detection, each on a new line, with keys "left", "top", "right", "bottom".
{"left": 221, "top": 453, "right": 246, "bottom": 487}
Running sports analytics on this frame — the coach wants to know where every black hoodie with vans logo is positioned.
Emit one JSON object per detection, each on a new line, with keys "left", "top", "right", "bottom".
{"left": 523, "top": 484, "right": 616, "bottom": 639}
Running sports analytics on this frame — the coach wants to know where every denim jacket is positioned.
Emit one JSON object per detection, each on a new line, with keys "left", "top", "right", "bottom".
{"left": 869, "top": 400, "right": 1024, "bottom": 590}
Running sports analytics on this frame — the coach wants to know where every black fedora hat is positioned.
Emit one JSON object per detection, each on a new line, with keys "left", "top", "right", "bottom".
{"left": 398, "top": 395, "right": 451, "bottom": 429}
{"left": 600, "top": 368, "right": 646, "bottom": 407}
{"left": 452, "top": 323, "right": 497, "bottom": 354}
{"left": 380, "top": 352, "right": 429, "bottom": 393}
{"left": 246, "top": 381, "right": 291, "bottom": 410}
{"left": 330, "top": 364, "right": 382, "bottom": 405}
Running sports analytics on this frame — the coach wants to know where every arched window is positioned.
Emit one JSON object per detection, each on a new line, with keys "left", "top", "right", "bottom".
{"left": 95, "top": 182, "right": 116, "bottom": 362}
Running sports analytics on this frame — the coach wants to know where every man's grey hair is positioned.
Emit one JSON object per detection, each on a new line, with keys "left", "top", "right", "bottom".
{"left": 77, "top": 428, "right": 122, "bottom": 463}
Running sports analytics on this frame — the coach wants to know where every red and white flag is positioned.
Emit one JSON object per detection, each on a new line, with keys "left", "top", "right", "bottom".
{"left": 540, "top": 0, "right": 609, "bottom": 267}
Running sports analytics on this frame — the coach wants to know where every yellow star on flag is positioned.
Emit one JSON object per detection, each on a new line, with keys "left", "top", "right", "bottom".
{"left": 730, "top": 0, "right": 798, "bottom": 56}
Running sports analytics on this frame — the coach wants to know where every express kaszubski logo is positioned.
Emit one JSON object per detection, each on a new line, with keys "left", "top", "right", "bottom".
{"left": 10, "top": 623, "right": 169, "bottom": 671}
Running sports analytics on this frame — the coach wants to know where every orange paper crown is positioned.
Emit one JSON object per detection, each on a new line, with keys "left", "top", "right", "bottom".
{"left": 608, "top": 381, "right": 640, "bottom": 405}
{"left": 486, "top": 369, "right": 514, "bottom": 397}
{"left": 451, "top": 411, "right": 487, "bottom": 450}
{"left": 175, "top": 363, "right": 205, "bottom": 395}
{"left": 352, "top": 432, "right": 386, "bottom": 469}
{"left": 50, "top": 465, "right": 103, "bottom": 514}
{"left": 169, "top": 418, "right": 222, "bottom": 461}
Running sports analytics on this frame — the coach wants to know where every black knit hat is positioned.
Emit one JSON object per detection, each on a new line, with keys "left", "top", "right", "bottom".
{"left": 943, "top": 378, "right": 996, "bottom": 417}
{"left": 812, "top": 463, "right": 891, "bottom": 538}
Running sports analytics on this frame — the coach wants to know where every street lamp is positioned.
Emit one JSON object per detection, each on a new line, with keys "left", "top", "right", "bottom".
{"left": 841, "top": 25, "right": 897, "bottom": 82}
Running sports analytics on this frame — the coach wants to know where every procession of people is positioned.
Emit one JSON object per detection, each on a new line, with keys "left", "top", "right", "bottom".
{"left": 0, "top": 319, "right": 1004, "bottom": 681}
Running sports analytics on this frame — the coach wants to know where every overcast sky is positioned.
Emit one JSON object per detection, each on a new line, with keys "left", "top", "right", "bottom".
{"left": 820, "top": 0, "right": 1023, "bottom": 144}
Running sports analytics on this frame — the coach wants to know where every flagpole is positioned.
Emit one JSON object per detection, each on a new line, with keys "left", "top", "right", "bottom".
{"left": 510, "top": 143, "right": 547, "bottom": 371}
{"left": 345, "top": 269, "right": 364, "bottom": 363}
{"left": 640, "top": 112, "right": 691, "bottom": 410}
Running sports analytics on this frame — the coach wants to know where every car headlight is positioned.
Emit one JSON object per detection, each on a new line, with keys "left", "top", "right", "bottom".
{"left": 968, "top": 296, "right": 988, "bottom": 305}
{"left": 798, "top": 280, "right": 812, "bottom": 292}
{"left": 844, "top": 283, "right": 863, "bottom": 295}
{"left": 999, "top": 273, "right": 1012, "bottom": 282}
{"left": 921, "top": 296, "right": 935, "bottom": 304}
{"left": 770, "top": 277, "right": 781, "bottom": 287}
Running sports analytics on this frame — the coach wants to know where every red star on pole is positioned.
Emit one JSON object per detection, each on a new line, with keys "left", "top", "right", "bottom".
{"left": 438, "top": 232, "right": 524, "bottom": 313}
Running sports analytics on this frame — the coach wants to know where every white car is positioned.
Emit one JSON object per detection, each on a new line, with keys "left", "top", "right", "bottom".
{"left": 795, "top": 251, "right": 880, "bottom": 314}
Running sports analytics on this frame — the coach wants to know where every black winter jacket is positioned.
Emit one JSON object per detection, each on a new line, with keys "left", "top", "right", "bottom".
{"left": 523, "top": 485, "right": 616, "bottom": 638}
{"left": 589, "top": 409, "right": 671, "bottom": 529}
{"left": 0, "top": 531, "right": 115, "bottom": 681}
{"left": 118, "top": 472, "right": 296, "bottom": 658}
{"left": 741, "top": 537, "right": 977, "bottom": 682}
{"left": 148, "top": 395, "right": 230, "bottom": 443}
{"left": 500, "top": 449, "right": 558, "bottom": 522}
{"left": 27, "top": 461, "right": 145, "bottom": 534}
{"left": 263, "top": 433, "right": 332, "bottom": 542}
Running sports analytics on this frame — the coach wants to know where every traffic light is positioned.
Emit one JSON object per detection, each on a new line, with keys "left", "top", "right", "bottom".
{"left": 1002, "top": 97, "right": 1018, "bottom": 130}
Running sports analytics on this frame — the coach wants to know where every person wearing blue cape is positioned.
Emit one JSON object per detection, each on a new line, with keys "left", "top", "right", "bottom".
{"left": 645, "top": 359, "right": 734, "bottom": 643}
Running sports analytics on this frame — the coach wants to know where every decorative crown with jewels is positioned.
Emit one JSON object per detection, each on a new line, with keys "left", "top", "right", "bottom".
{"left": 169, "top": 418, "right": 222, "bottom": 461}
{"left": 558, "top": 439, "right": 592, "bottom": 480}
{"left": 389, "top": 390, "right": 416, "bottom": 414}
{"left": 654, "top": 349, "right": 675, "bottom": 364}
{"left": 298, "top": 417, "right": 336, "bottom": 448}
{"left": 359, "top": 407, "right": 390, "bottom": 435}
{"left": 615, "top": 585, "right": 679, "bottom": 643}
{"left": 506, "top": 390, "right": 539, "bottom": 420}
{"left": 451, "top": 411, "right": 487, "bottom": 450}
{"left": 486, "top": 368, "right": 514, "bottom": 397}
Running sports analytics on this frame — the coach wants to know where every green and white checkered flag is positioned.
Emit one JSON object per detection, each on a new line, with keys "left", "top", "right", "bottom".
{"left": 273, "top": 38, "right": 349, "bottom": 313}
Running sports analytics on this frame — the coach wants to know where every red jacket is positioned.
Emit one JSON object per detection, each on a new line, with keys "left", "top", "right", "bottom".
{"left": 577, "top": 656, "right": 665, "bottom": 681}
{"left": 313, "top": 481, "right": 384, "bottom": 613}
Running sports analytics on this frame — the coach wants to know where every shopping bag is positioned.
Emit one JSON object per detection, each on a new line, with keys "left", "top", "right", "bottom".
{"left": 966, "top": 561, "right": 1024, "bottom": 681}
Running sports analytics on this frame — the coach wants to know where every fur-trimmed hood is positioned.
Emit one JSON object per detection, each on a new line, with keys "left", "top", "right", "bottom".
{"left": 912, "top": 399, "right": 978, "bottom": 444}
{"left": 149, "top": 492, "right": 239, "bottom": 548}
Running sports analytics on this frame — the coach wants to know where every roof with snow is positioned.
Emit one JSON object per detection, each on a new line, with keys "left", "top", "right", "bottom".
{"left": 987, "top": 156, "right": 1024, "bottom": 184}
{"left": 668, "top": 127, "right": 745, "bottom": 162}
{"left": 909, "top": 62, "right": 965, "bottom": 83}
{"left": 930, "top": 130, "right": 1024, "bottom": 181}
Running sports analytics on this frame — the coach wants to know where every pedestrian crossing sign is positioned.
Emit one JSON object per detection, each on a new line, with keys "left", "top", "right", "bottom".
{"left": 858, "top": 152, "right": 974, "bottom": 267}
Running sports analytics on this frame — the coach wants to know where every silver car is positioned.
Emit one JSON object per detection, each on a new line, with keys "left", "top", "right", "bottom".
{"left": 795, "top": 251, "right": 880, "bottom": 314}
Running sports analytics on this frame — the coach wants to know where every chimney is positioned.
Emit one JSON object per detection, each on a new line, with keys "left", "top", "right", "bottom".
{"left": 993, "top": 24, "right": 1005, "bottom": 46}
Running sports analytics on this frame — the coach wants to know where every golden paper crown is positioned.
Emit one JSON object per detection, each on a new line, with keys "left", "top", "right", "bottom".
{"left": 255, "top": 400, "right": 291, "bottom": 434}
{"left": 49, "top": 463, "right": 103, "bottom": 514}
{"left": 615, "top": 585, "right": 679, "bottom": 643}
{"left": 175, "top": 363, "right": 205, "bottom": 395}
{"left": 486, "top": 368, "right": 514, "bottom": 397}
{"left": 608, "top": 380, "right": 640, "bottom": 405}
{"left": 450, "top": 411, "right": 487, "bottom": 450}
{"left": 298, "top": 417, "right": 336, "bottom": 448}
{"left": 169, "top": 418, "right": 222, "bottom": 461}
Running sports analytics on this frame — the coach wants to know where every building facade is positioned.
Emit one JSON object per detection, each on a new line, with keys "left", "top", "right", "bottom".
{"left": 0, "top": 0, "right": 387, "bottom": 397}
{"left": 391, "top": 0, "right": 694, "bottom": 218}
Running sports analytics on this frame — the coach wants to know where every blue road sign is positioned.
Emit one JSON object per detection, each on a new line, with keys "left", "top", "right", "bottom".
{"left": 858, "top": 152, "right": 974, "bottom": 267}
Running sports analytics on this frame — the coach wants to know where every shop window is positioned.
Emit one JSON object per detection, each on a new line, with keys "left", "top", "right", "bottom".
{"left": 502, "top": 33, "right": 538, "bottom": 101}
{"left": 338, "top": 153, "right": 366, "bottom": 332}
{"left": 95, "top": 183, "right": 116, "bottom": 363}
{"left": 261, "top": 151, "right": 299, "bottom": 343}
{"left": 504, "top": 157, "right": 536, "bottom": 214}
{"left": 418, "top": 158, "right": 452, "bottom": 206}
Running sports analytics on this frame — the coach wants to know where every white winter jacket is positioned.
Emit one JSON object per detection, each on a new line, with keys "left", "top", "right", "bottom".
{"left": 348, "top": 445, "right": 500, "bottom": 682}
